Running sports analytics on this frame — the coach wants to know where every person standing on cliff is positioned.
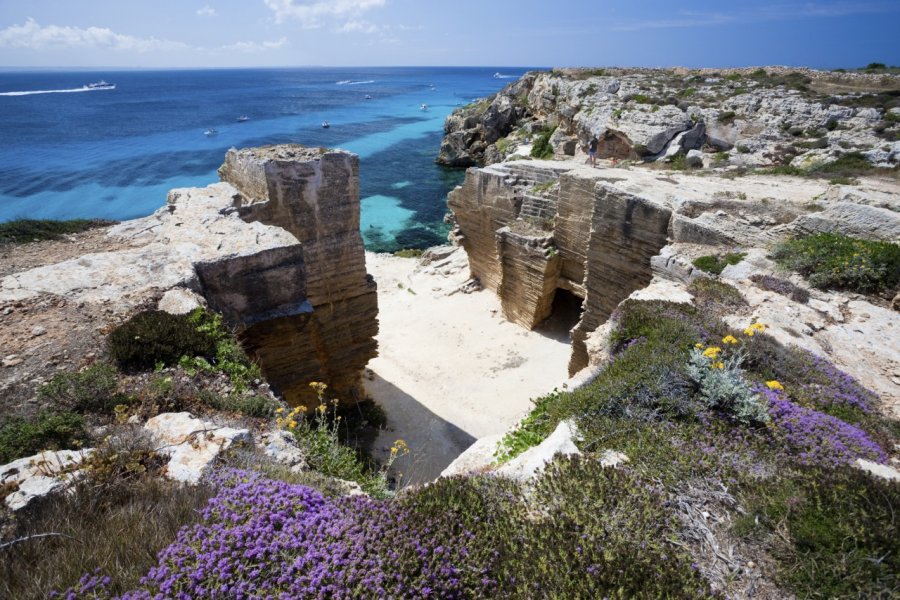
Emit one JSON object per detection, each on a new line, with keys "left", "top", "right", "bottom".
{"left": 588, "top": 136, "right": 598, "bottom": 167}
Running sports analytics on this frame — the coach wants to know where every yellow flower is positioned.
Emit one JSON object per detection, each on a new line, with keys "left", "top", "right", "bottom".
{"left": 743, "top": 322, "right": 767, "bottom": 337}
{"left": 288, "top": 420, "right": 297, "bottom": 428}
{"left": 711, "top": 361, "right": 725, "bottom": 369}
{"left": 722, "top": 335, "right": 738, "bottom": 345}
{"left": 766, "top": 380, "right": 784, "bottom": 391}
{"left": 275, "top": 407, "right": 285, "bottom": 414}
{"left": 694, "top": 342, "right": 704, "bottom": 349}
{"left": 702, "top": 346, "right": 722, "bottom": 359}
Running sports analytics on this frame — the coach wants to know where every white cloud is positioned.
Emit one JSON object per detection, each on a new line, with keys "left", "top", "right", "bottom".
{"left": 263, "top": 0, "right": 387, "bottom": 26}
{"left": 336, "top": 20, "right": 379, "bottom": 34}
{"left": 0, "top": 18, "right": 187, "bottom": 52}
{"left": 197, "top": 6, "right": 217, "bottom": 17}
{"left": 219, "top": 37, "right": 289, "bottom": 53}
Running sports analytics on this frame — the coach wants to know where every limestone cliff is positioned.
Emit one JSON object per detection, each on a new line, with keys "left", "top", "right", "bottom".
{"left": 447, "top": 159, "right": 900, "bottom": 404}
{"left": 0, "top": 145, "right": 378, "bottom": 407}
{"left": 437, "top": 66, "right": 900, "bottom": 170}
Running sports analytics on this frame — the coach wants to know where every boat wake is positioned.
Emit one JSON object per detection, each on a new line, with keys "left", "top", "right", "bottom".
{"left": 492, "top": 73, "right": 516, "bottom": 79}
{"left": 336, "top": 79, "right": 375, "bottom": 85}
{"left": 0, "top": 86, "right": 114, "bottom": 97}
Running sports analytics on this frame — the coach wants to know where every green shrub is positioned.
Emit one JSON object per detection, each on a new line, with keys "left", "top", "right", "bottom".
{"left": 808, "top": 151, "right": 872, "bottom": 175}
{"left": 691, "top": 252, "right": 746, "bottom": 275}
{"left": 393, "top": 248, "right": 424, "bottom": 259}
{"left": 210, "top": 393, "right": 281, "bottom": 419}
{"left": 37, "top": 363, "right": 124, "bottom": 414}
{"left": 735, "top": 466, "right": 900, "bottom": 598}
{"left": 182, "top": 310, "right": 261, "bottom": 388}
{"left": 0, "top": 218, "right": 116, "bottom": 245}
{"left": 631, "top": 93, "right": 653, "bottom": 104}
{"left": 108, "top": 310, "right": 217, "bottom": 371}
{"left": 687, "top": 277, "right": 747, "bottom": 312}
{"left": 403, "top": 461, "right": 716, "bottom": 599}
{"left": 530, "top": 127, "right": 556, "bottom": 159}
{"left": 770, "top": 232, "right": 900, "bottom": 295}
{"left": 495, "top": 390, "right": 559, "bottom": 463}
{"left": 0, "top": 412, "right": 86, "bottom": 463}
{"left": 717, "top": 110, "right": 736, "bottom": 125}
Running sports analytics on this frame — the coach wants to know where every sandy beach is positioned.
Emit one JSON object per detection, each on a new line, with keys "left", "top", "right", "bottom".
{"left": 363, "top": 248, "right": 573, "bottom": 484}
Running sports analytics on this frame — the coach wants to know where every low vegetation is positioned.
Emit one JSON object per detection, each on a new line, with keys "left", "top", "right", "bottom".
{"left": 485, "top": 299, "right": 898, "bottom": 598}
{"left": 771, "top": 232, "right": 900, "bottom": 296}
{"left": 0, "top": 218, "right": 116, "bottom": 245}
{"left": 691, "top": 252, "right": 746, "bottom": 275}
{"left": 749, "top": 273, "right": 810, "bottom": 303}
{"left": 0, "top": 412, "right": 86, "bottom": 464}
{"left": 530, "top": 126, "right": 556, "bottom": 159}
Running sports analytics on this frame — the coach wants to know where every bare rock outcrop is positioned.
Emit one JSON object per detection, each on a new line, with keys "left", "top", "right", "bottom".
{"left": 0, "top": 145, "right": 378, "bottom": 407}
{"left": 439, "top": 67, "right": 900, "bottom": 169}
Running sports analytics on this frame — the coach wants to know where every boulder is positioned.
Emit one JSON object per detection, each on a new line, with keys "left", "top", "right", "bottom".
{"left": 685, "top": 149, "right": 704, "bottom": 168}
{"left": 157, "top": 288, "right": 205, "bottom": 315}
{"left": 612, "top": 105, "right": 693, "bottom": 155}
{"left": 439, "top": 434, "right": 504, "bottom": 478}
{"left": 791, "top": 202, "right": 900, "bottom": 242}
{"left": 598, "top": 450, "right": 630, "bottom": 468}
{"left": 1, "top": 449, "right": 93, "bottom": 511}
{"left": 145, "top": 412, "right": 251, "bottom": 483}
{"left": 856, "top": 458, "right": 900, "bottom": 482}
{"left": 257, "top": 429, "right": 307, "bottom": 472}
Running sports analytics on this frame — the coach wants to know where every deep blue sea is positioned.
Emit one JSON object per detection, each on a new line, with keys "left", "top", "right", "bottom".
{"left": 0, "top": 67, "right": 521, "bottom": 251}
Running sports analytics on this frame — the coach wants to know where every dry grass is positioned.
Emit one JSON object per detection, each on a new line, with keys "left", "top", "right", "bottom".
{"left": 0, "top": 467, "right": 212, "bottom": 598}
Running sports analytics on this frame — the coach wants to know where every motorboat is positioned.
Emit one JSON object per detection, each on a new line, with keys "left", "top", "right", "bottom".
{"left": 420, "top": 103, "right": 428, "bottom": 111}
{"left": 493, "top": 72, "right": 502, "bottom": 79}
{"left": 236, "top": 115, "right": 250, "bottom": 122}
{"left": 322, "top": 121, "right": 330, "bottom": 128}
{"left": 204, "top": 128, "right": 218, "bottom": 136}
{"left": 86, "top": 80, "right": 115, "bottom": 89}
{"left": 365, "top": 94, "right": 373, "bottom": 100}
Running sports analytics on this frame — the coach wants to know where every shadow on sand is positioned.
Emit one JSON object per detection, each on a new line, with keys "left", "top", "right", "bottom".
{"left": 364, "top": 371, "right": 476, "bottom": 486}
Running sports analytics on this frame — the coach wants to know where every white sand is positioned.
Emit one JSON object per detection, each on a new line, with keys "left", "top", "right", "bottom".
{"left": 364, "top": 248, "right": 573, "bottom": 484}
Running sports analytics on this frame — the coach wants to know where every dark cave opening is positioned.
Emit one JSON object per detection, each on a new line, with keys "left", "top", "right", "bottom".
{"left": 536, "top": 288, "right": 584, "bottom": 343}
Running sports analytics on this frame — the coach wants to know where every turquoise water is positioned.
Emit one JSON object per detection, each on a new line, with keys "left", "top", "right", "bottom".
{"left": 0, "top": 67, "right": 523, "bottom": 250}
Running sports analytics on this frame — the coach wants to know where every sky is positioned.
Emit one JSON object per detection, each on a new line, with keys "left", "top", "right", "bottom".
{"left": 0, "top": 0, "right": 898, "bottom": 69}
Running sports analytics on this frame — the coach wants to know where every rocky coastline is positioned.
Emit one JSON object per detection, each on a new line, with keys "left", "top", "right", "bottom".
{"left": 1, "top": 66, "right": 899, "bottom": 599}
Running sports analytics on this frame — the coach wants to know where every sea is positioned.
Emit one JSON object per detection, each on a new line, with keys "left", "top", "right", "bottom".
{"left": 0, "top": 67, "right": 523, "bottom": 251}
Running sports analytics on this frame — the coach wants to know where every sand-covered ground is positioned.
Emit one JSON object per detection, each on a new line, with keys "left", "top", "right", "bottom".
{"left": 364, "top": 248, "right": 573, "bottom": 484}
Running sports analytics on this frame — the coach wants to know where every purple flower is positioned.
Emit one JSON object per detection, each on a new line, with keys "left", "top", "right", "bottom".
{"left": 761, "top": 387, "right": 887, "bottom": 467}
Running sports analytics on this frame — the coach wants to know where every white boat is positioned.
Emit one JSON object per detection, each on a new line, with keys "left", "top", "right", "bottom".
{"left": 236, "top": 115, "right": 250, "bottom": 122}
{"left": 493, "top": 72, "right": 502, "bottom": 79}
{"left": 322, "top": 121, "right": 330, "bottom": 128}
{"left": 86, "top": 80, "right": 115, "bottom": 89}
{"left": 204, "top": 129, "right": 218, "bottom": 136}
{"left": 365, "top": 94, "right": 373, "bottom": 100}
{"left": 420, "top": 103, "right": 428, "bottom": 111}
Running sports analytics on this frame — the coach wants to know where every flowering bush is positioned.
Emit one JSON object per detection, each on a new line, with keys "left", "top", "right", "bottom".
{"left": 761, "top": 386, "right": 886, "bottom": 466}
{"left": 742, "top": 333, "right": 879, "bottom": 417}
{"left": 111, "top": 469, "right": 491, "bottom": 600}
{"left": 279, "top": 383, "right": 406, "bottom": 497}
{"left": 687, "top": 342, "right": 769, "bottom": 425}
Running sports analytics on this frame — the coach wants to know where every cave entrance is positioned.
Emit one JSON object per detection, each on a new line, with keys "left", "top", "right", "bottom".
{"left": 536, "top": 288, "right": 583, "bottom": 342}
{"left": 597, "top": 130, "right": 633, "bottom": 160}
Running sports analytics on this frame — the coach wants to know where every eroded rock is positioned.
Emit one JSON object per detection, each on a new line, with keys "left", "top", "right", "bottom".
{"left": 145, "top": 412, "right": 251, "bottom": 483}
{"left": 1, "top": 449, "right": 93, "bottom": 510}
